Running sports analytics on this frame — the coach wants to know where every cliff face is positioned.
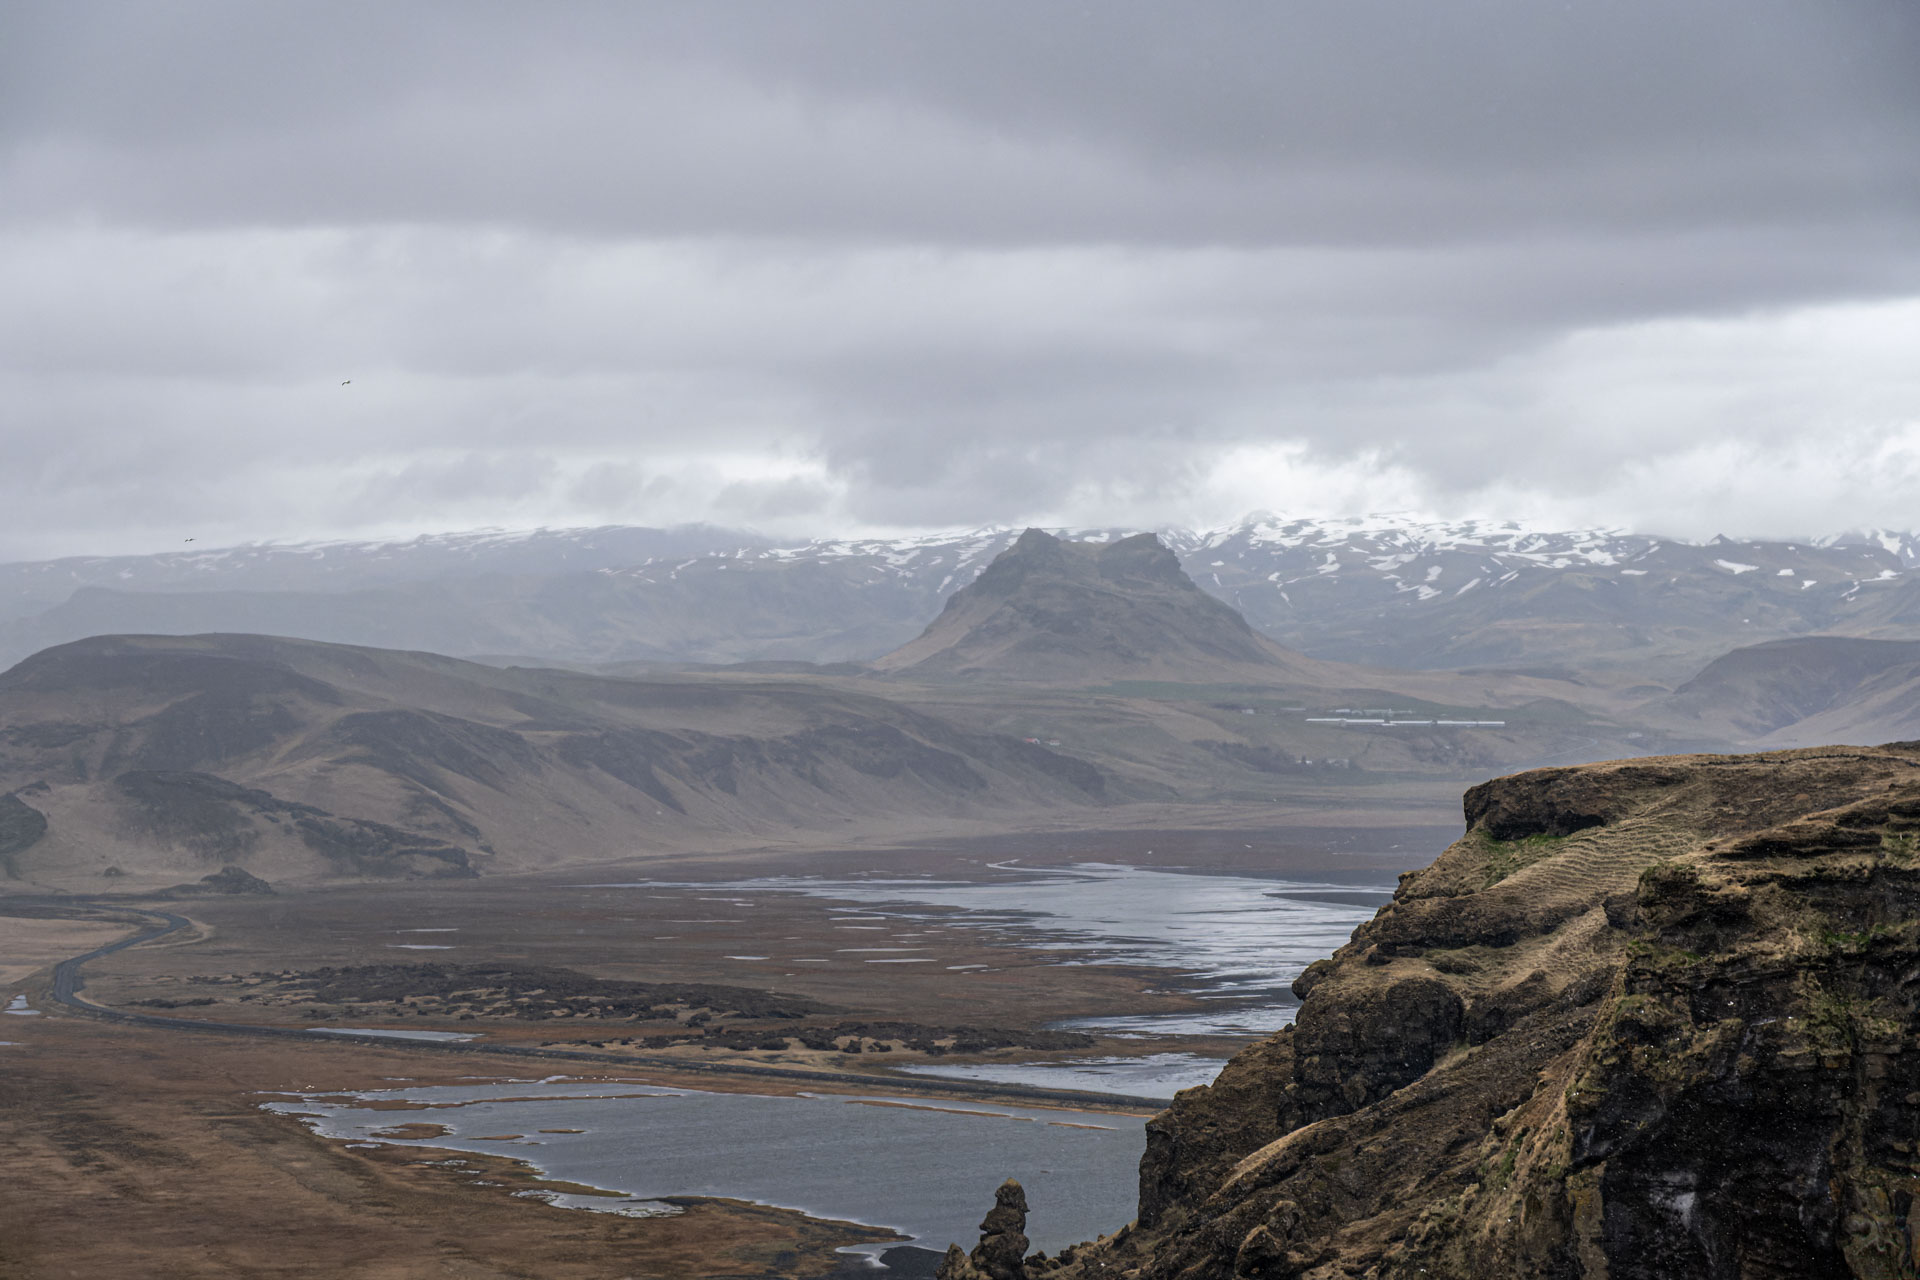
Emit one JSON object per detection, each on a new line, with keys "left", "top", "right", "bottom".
{"left": 1021, "top": 746, "right": 1920, "bottom": 1279}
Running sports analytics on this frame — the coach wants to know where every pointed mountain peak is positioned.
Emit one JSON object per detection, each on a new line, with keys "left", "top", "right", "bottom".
{"left": 871, "top": 532, "right": 1327, "bottom": 685}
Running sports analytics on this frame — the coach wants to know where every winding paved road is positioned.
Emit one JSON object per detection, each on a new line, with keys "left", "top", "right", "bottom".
{"left": 16, "top": 898, "right": 1169, "bottom": 1111}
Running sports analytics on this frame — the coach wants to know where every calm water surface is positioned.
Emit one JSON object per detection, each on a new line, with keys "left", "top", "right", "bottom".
{"left": 267, "top": 1079, "right": 1145, "bottom": 1258}
{"left": 898, "top": 1052, "right": 1226, "bottom": 1097}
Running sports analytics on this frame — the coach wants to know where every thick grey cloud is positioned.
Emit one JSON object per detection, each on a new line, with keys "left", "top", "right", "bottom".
{"left": 9, "top": 2, "right": 1917, "bottom": 242}
{"left": 2, "top": 2, "right": 1919, "bottom": 558}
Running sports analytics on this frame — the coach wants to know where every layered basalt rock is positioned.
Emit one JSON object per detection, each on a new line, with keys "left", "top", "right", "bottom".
{"left": 992, "top": 747, "right": 1920, "bottom": 1279}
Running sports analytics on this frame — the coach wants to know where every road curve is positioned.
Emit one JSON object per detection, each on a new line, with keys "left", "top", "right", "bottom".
{"left": 17, "top": 898, "right": 1170, "bottom": 1112}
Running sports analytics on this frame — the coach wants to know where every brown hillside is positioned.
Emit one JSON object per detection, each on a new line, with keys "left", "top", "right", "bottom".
{"left": 1656, "top": 636, "right": 1920, "bottom": 739}
{"left": 0, "top": 633, "right": 1118, "bottom": 890}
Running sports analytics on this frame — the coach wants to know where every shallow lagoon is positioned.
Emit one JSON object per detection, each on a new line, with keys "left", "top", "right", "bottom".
{"left": 424, "top": 860, "right": 1393, "bottom": 1252}
{"left": 268, "top": 1079, "right": 1145, "bottom": 1258}
{"left": 610, "top": 862, "right": 1393, "bottom": 1037}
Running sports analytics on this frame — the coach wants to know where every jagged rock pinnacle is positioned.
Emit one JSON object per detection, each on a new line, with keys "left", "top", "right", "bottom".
{"left": 935, "top": 1178, "right": 1031, "bottom": 1280}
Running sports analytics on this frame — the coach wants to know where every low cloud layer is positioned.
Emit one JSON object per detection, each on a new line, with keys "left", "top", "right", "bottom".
{"left": 4, "top": 2, "right": 1919, "bottom": 559}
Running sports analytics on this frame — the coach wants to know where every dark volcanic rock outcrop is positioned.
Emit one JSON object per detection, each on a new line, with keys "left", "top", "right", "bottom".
{"left": 1029, "top": 746, "right": 1920, "bottom": 1280}
{"left": 939, "top": 1180, "right": 1033, "bottom": 1280}
{"left": 157, "top": 864, "right": 277, "bottom": 896}
{"left": 261, "top": 962, "right": 834, "bottom": 1021}
{"left": 873, "top": 530, "right": 1332, "bottom": 685}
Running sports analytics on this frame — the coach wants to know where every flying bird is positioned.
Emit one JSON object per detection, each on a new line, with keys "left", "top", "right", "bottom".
{"left": 184, "top": 538, "right": 195, "bottom": 542}
{"left": 341, "top": 379, "right": 352, "bottom": 385}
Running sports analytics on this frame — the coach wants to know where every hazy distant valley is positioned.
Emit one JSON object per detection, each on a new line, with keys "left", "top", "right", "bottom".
{"left": 7, "top": 521, "right": 1920, "bottom": 895}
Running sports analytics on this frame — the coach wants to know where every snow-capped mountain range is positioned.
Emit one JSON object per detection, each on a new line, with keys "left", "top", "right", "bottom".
{"left": 4, "top": 514, "right": 1919, "bottom": 678}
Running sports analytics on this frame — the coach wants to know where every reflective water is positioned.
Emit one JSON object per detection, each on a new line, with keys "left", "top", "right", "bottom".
{"left": 307, "top": 1027, "right": 479, "bottom": 1042}
{"left": 604, "top": 863, "right": 1391, "bottom": 1038}
{"left": 899, "top": 1053, "right": 1225, "bottom": 1099}
{"left": 501, "top": 860, "right": 1394, "bottom": 1252}
{"left": 266, "top": 1079, "right": 1143, "bottom": 1258}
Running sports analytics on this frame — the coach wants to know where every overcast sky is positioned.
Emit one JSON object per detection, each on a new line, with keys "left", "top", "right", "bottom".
{"left": 4, "top": 2, "right": 1919, "bottom": 559}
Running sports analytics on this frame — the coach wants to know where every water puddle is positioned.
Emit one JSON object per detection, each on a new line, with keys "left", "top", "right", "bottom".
{"left": 513, "top": 1187, "right": 679, "bottom": 1216}
{"left": 5, "top": 994, "right": 40, "bottom": 1016}
{"left": 307, "top": 1027, "right": 480, "bottom": 1042}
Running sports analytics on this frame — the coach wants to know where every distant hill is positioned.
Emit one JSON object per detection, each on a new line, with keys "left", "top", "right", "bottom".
{"left": 0, "top": 633, "right": 1118, "bottom": 890}
{"left": 7, "top": 516, "right": 1920, "bottom": 678}
{"left": 1187, "top": 517, "right": 1920, "bottom": 679}
{"left": 871, "top": 530, "right": 1335, "bottom": 685}
{"left": 1652, "top": 635, "right": 1920, "bottom": 746}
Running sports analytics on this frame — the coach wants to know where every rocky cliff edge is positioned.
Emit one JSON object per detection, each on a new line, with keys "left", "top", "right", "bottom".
{"left": 982, "top": 744, "right": 1920, "bottom": 1279}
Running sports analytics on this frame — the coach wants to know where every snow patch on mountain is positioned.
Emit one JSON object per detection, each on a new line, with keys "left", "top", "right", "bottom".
{"left": 2, "top": 513, "right": 1914, "bottom": 632}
